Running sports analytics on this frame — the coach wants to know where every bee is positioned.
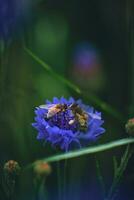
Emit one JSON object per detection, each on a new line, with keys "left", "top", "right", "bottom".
{"left": 40, "top": 104, "right": 67, "bottom": 119}
{"left": 76, "top": 113, "right": 88, "bottom": 131}
{"left": 69, "top": 103, "right": 83, "bottom": 114}
{"left": 69, "top": 103, "right": 88, "bottom": 131}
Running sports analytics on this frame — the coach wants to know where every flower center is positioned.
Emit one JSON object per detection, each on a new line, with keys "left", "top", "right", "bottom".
{"left": 45, "top": 103, "right": 88, "bottom": 132}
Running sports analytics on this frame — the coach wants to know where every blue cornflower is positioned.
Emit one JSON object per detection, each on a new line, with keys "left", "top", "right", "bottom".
{"left": 0, "top": 0, "right": 32, "bottom": 41}
{"left": 32, "top": 97, "right": 105, "bottom": 151}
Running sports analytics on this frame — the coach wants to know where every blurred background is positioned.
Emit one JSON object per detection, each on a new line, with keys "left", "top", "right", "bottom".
{"left": 0, "top": 0, "right": 134, "bottom": 199}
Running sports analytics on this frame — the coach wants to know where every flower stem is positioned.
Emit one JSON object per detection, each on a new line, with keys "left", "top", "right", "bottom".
{"left": 63, "top": 159, "right": 67, "bottom": 200}
{"left": 105, "top": 144, "right": 133, "bottom": 200}
{"left": 57, "top": 161, "right": 62, "bottom": 200}
{"left": 95, "top": 156, "right": 106, "bottom": 198}
{"left": 34, "top": 178, "right": 47, "bottom": 200}
{"left": 34, "top": 180, "right": 40, "bottom": 200}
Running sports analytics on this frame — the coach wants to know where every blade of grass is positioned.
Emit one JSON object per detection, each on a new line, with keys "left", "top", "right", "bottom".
{"left": 23, "top": 138, "right": 134, "bottom": 172}
{"left": 24, "top": 47, "right": 124, "bottom": 122}
{"left": 24, "top": 47, "right": 81, "bottom": 94}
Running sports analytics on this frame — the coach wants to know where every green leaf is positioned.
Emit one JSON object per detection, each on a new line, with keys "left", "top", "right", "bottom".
{"left": 24, "top": 47, "right": 124, "bottom": 122}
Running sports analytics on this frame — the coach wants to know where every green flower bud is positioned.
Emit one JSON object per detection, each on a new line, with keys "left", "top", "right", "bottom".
{"left": 33, "top": 161, "right": 52, "bottom": 177}
{"left": 125, "top": 118, "right": 134, "bottom": 135}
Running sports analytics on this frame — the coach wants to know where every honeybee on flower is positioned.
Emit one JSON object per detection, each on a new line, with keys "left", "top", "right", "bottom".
{"left": 32, "top": 97, "right": 105, "bottom": 151}
{"left": 40, "top": 104, "right": 68, "bottom": 119}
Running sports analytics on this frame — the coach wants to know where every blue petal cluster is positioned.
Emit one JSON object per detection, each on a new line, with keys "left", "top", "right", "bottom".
{"left": 32, "top": 97, "right": 105, "bottom": 151}
{"left": 0, "top": 0, "right": 32, "bottom": 41}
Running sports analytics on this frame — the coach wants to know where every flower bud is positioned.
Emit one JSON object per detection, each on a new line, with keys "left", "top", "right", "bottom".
{"left": 33, "top": 161, "right": 52, "bottom": 177}
{"left": 125, "top": 118, "right": 134, "bottom": 135}
{"left": 4, "top": 160, "right": 21, "bottom": 176}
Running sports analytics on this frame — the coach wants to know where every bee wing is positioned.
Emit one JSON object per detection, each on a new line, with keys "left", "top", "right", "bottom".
{"left": 39, "top": 104, "right": 55, "bottom": 109}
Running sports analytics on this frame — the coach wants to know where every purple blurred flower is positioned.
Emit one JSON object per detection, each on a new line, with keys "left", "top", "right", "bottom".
{"left": 73, "top": 42, "right": 100, "bottom": 72}
{"left": 32, "top": 97, "right": 105, "bottom": 151}
{"left": 0, "top": 0, "right": 32, "bottom": 41}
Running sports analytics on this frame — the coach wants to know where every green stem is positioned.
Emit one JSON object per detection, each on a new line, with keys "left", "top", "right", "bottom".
{"left": 95, "top": 156, "right": 105, "bottom": 198}
{"left": 3, "top": 174, "right": 15, "bottom": 200}
{"left": 34, "top": 178, "right": 46, "bottom": 200}
{"left": 57, "top": 161, "right": 62, "bottom": 200}
{"left": 34, "top": 180, "right": 40, "bottom": 200}
{"left": 63, "top": 159, "right": 67, "bottom": 200}
{"left": 105, "top": 145, "right": 133, "bottom": 200}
